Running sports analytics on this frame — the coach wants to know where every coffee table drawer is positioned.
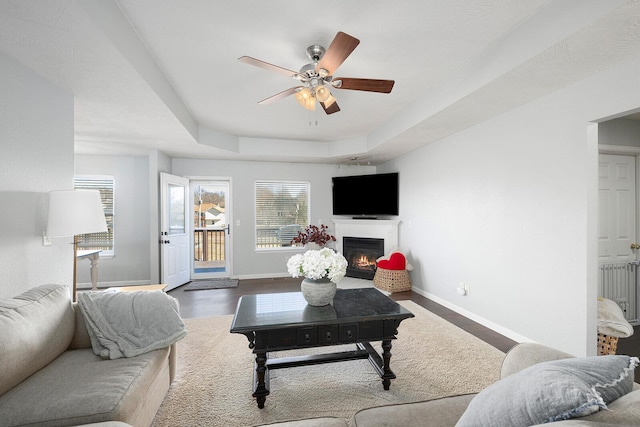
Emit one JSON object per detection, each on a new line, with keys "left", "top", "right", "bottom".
{"left": 318, "top": 325, "right": 339, "bottom": 344}
{"left": 339, "top": 323, "right": 358, "bottom": 342}
{"left": 266, "top": 329, "right": 297, "bottom": 348}
{"left": 297, "top": 327, "right": 318, "bottom": 345}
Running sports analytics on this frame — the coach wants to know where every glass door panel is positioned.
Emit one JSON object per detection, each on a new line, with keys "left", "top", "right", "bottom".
{"left": 191, "top": 180, "right": 231, "bottom": 279}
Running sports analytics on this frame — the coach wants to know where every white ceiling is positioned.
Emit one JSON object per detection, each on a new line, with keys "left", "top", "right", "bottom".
{"left": 1, "top": 1, "right": 640, "bottom": 164}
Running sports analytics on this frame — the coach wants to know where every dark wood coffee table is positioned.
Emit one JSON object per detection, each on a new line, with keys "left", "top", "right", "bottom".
{"left": 230, "top": 288, "right": 414, "bottom": 408}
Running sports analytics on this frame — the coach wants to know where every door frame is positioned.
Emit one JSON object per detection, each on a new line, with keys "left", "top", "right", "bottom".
{"left": 187, "top": 176, "right": 233, "bottom": 279}
{"left": 599, "top": 144, "right": 640, "bottom": 253}
{"left": 598, "top": 144, "right": 640, "bottom": 325}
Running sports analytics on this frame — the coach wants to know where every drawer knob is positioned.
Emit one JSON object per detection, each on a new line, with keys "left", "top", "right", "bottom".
{"left": 304, "top": 333, "right": 311, "bottom": 343}
{"left": 346, "top": 330, "right": 353, "bottom": 338}
{"left": 326, "top": 332, "right": 332, "bottom": 341}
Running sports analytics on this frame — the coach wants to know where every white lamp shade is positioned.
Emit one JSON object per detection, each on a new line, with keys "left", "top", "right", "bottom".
{"left": 47, "top": 190, "right": 108, "bottom": 237}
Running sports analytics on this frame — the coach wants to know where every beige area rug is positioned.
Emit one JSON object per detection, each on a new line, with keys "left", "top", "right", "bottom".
{"left": 151, "top": 300, "right": 504, "bottom": 427}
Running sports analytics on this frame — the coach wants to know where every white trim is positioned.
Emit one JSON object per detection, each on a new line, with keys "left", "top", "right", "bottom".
{"left": 235, "top": 273, "right": 289, "bottom": 280}
{"left": 599, "top": 144, "right": 640, "bottom": 155}
{"left": 411, "top": 286, "right": 535, "bottom": 345}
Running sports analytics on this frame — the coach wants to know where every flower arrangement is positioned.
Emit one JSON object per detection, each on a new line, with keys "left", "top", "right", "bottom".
{"left": 291, "top": 224, "right": 336, "bottom": 247}
{"left": 287, "top": 248, "right": 348, "bottom": 283}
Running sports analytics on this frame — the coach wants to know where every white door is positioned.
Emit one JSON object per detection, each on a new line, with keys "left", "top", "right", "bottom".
{"left": 160, "top": 173, "right": 190, "bottom": 290}
{"left": 191, "top": 180, "right": 232, "bottom": 279}
{"left": 599, "top": 154, "right": 637, "bottom": 264}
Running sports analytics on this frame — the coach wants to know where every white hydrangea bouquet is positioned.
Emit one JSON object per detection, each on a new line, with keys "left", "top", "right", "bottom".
{"left": 287, "top": 248, "right": 348, "bottom": 283}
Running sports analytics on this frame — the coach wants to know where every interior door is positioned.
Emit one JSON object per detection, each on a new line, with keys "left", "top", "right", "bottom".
{"left": 598, "top": 154, "right": 637, "bottom": 264}
{"left": 160, "top": 172, "right": 190, "bottom": 290}
{"left": 191, "top": 180, "right": 231, "bottom": 279}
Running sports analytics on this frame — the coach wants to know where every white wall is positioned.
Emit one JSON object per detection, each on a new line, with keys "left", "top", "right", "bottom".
{"left": 381, "top": 56, "right": 640, "bottom": 356}
{"left": 0, "top": 52, "right": 74, "bottom": 299}
{"left": 172, "top": 159, "right": 374, "bottom": 279}
{"left": 75, "top": 154, "right": 150, "bottom": 287}
{"left": 599, "top": 118, "right": 640, "bottom": 147}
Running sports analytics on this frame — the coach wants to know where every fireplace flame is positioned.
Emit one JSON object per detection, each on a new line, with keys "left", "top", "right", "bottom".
{"left": 353, "top": 255, "right": 376, "bottom": 271}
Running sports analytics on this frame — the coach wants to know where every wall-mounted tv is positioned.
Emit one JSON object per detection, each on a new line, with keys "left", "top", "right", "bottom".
{"left": 332, "top": 172, "right": 399, "bottom": 218}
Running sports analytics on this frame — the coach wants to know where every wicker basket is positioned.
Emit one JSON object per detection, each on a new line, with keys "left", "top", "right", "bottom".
{"left": 373, "top": 268, "right": 412, "bottom": 293}
{"left": 597, "top": 333, "right": 619, "bottom": 356}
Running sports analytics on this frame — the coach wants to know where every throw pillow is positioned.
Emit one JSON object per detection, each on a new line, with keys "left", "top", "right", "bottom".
{"left": 377, "top": 252, "right": 406, "bottom": 270}
{"left": 378, "top": 246, "right": 414, "bottom": 271}
{"left": 456, "top": 355, "right": 639, "bottom": 427}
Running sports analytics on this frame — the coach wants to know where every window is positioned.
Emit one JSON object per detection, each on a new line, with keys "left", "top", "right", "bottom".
{"left": 74, "top": 175, "right": 114, "bottom": 256}
{"left": 255, "top": 180, "right": 309, "bottom": 249}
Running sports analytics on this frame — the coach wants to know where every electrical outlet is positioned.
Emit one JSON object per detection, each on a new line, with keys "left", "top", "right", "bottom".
{"left": 42, "top": 232, "right": 51, "bottom": 247}
{"left": 457, "top": 282, "right": 467, "bottom": 296}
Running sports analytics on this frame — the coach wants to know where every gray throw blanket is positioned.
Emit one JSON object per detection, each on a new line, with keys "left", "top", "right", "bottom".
{"left": 78, "top": 290, "right": 188, "bottom": 359}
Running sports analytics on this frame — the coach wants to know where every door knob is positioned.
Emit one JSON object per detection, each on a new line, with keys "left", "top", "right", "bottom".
{"left": 631, "top": 243, "right": 640, "bottom": 250}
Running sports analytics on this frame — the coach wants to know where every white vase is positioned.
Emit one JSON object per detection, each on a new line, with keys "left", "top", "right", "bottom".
{"left": 300, "top": 277, "right": 337, "bottom": 306}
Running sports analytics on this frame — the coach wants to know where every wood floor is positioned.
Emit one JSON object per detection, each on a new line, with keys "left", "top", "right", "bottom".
{"left": 169, "top": 277, "right": 640, "bottom": 380}
{"left": 167, "top": 277, "right": 519, "bottom": 353}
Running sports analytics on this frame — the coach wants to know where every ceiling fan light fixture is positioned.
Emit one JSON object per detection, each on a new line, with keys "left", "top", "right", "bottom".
{"left": 305, "top": 98, "right": 316, "bottom": 111}
{"left": 323, "top": 94, "right": 337, "bottom": 108}
{"left": 315, "top": 86, "right": 331, "bottom": 102}
{"left": 295, "top": 87, "right": 316, "bottom": 110}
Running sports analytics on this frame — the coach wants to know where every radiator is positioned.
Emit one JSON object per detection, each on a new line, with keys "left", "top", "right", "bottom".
{"left": 598, "top": 262, "right": 638, "bottom": 325}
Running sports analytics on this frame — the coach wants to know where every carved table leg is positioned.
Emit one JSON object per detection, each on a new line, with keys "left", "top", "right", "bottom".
{"left": 252, "top": 352, "right": 269, "bottom": 408}
{"left": 381, "top": 339, "right": 395, "bottom": 390}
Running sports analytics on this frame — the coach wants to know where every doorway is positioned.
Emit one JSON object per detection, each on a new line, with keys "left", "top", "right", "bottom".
{"left": 190, "top": 179, "right": 231, "bottom": 279}
{"left": 598, "top": 152, "right": 639, "bottom": 324}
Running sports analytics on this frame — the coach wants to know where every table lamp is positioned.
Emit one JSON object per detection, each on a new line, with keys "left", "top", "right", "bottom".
{"left": 46, "top": 190, "right": 108, "bottom": 301}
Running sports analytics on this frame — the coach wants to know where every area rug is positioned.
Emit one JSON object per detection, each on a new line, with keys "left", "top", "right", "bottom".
{"left": 151, "top": 300, "right": 505, "bottom": 427}
{"left": 182, "top": 278, "right": 239, "bottom": 291}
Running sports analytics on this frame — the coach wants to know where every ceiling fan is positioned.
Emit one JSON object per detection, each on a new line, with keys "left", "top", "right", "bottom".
{"left": 238, "top": 31, "right": 395, "bottom": 115}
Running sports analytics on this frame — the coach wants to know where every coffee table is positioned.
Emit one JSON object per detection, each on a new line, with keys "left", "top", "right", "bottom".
{"left": 230, "top": 288, "right": 414, "bottom": 408}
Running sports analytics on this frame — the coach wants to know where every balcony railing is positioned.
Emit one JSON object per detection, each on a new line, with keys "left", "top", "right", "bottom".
{"left": 194, "top": 228, "right": 225, "bottom": 261}
{"left": 256, "top": 225, "right": 302, "bottom": 248}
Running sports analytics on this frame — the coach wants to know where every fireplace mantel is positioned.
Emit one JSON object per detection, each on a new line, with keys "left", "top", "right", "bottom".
{"left": 332, "top": 219, "right": 400, "bottom": 256}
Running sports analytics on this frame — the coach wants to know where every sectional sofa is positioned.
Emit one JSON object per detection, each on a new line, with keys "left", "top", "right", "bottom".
{"left": 263, "top": 343, "right": 640, "bottom": 426}
{"left": 0, "top": 284, "right": 177, "bottom": 426}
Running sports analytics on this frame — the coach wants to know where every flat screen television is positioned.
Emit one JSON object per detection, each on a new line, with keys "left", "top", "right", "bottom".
{"left": 332, "top": 172, "right": 399, "bottom": 217}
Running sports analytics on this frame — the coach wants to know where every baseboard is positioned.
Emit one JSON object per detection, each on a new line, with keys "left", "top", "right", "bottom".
{"left": 411, "top": 286, "right": 534, "bottom": 345}
{"left": 234, "top": 273, "right": 290, "bottom": 280}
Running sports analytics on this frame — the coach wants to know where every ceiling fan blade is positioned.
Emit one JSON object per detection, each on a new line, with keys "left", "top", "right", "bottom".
{"left": 316, "top": 32, "right": 360, "bottom": 75}
{"left": 334, "top": 78, "right": 395, "bottom": 93}
{"left": 321, "top": 99, "right": 341, "bottom": 115}
{"left": 238, "top": 56, "right": 298, "bottom": 78}
{"left": 258, "top": 87, "right": 302, "bottom": 105}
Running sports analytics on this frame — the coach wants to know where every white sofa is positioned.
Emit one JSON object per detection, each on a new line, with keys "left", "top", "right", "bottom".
{"left": 0, "top": 284, "right": 177, "bottom": 427}
{"left": 262, "top": 343, "right": 640, "bottom": 426}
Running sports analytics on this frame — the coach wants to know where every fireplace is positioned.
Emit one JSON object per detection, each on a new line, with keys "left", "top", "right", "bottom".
{"left": 343, "top": 237, "right": 384, "bottom": 280}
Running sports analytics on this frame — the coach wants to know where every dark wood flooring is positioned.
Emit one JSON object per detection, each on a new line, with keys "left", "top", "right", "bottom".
{"left": 168, "top": 277, "right": 518, "bottom": 353}
{"left": 169, "top": 278, "right": 640, "bottom": 379}
{"left": 616, "top": 325, "right": 640, "bottom": 379}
